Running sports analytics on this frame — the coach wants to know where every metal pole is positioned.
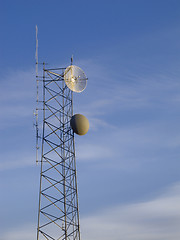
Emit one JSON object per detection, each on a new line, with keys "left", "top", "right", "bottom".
{"left": 72, "top": 90, "right": 81, "bottom": 240}
{"left": 37, "top": 62, "right": 45, "bottom": 240}
{"left": 63, "top": 78, "right": 67, "bottom": 240}
{"left": 35, "top": 25, "right": 39, "bottom": 165}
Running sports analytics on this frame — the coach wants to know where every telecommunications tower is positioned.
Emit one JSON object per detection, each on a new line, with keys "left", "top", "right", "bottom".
{"left": 35, "top": 30, "right": 89, "bottom": 239}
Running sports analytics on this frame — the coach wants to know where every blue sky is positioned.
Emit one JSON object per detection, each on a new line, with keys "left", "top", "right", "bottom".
{"left": 0, "top": 1, "right": 180, "bottom": 239}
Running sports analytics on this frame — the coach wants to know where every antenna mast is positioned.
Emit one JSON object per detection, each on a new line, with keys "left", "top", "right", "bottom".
{"left": 71, "top": 55, "right": 73, "bottom": 65}
{"left": 35, "top": 25, "right": 39, "bottom": 165}
{"left": 35, "top": 38, "right": 88, "bottom": 240}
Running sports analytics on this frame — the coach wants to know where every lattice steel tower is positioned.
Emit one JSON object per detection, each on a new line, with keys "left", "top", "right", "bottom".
{"left": 36, "top": 62, "right": 88, "bottom": 240}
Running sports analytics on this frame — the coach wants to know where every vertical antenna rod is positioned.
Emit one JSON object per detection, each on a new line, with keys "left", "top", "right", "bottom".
{"left": 35, "top": 25, "right": 39, "bottom": 165}
{"left": 71, "top": 55, "right": 73, "bottom": 65}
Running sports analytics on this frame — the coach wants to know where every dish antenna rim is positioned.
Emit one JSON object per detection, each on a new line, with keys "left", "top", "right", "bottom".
{"left": 64, "top": 65, "right": 88, "bottom": 93}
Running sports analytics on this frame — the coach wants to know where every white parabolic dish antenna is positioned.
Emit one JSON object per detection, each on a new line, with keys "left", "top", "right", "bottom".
{"left": 64, "top": 65, "right": 87, "bottom": 92}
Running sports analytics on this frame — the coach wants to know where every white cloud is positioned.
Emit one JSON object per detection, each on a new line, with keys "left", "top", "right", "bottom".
{"left": 0, "top": 68, "right": 35, "bottom": 128}
{"left": 87, "top": 116, "right": 116, "bottom": 131}
{"left": 75, "top": 60, "right": 180, "bottom": 118}
{"left": 0, "top": 154, "right": 35, "bottom": 171}
{"left": 1, "top": 223, "right": 36, "bottom": 240}
{"left": 77, "top": 143, "right": 113, "bottom": 161}
{"left": 2, "top": 183, "right": 180, "bottom": 240}
{"left": 75, "top": 118, "right": 180, "bottom": 171}
{"left": 81, "top": 182, "right": 180, "bottom": 240}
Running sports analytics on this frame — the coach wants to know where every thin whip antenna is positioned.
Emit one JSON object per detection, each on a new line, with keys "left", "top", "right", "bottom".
{"left": 35, "top": 25, "right": 39, "bottom": 165}
{"left": 71, "top": 54, "right": 73, "bottom": 65}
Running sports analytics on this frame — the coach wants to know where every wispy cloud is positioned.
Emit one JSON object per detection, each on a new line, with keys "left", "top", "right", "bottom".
{"left": 76, "top": 119, "right": 180, "bottom": 169}
{"left": 74, "top": 58, "right": 180, "bottom": 136}
{"left": 81, "top": 182, "right": 180, "bottom": 240}
{"left": 76, "top": 143, "right": 113, "bottom": 161}
{"left": 0, "top": 68, "right": 35, "bottom": 128}
{"left": 1, "top": 223, "right": 36, "bottom": 240}
{"left": 0, "top": 154, "right": 34, "bottom": 171}
{"left": 2, "top": 183, "right": 180, "bottom": 240}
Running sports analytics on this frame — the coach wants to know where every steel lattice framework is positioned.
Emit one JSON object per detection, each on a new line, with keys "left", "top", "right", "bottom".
{"left": 37, "top": 66, "right": 81, "bottom": 240}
